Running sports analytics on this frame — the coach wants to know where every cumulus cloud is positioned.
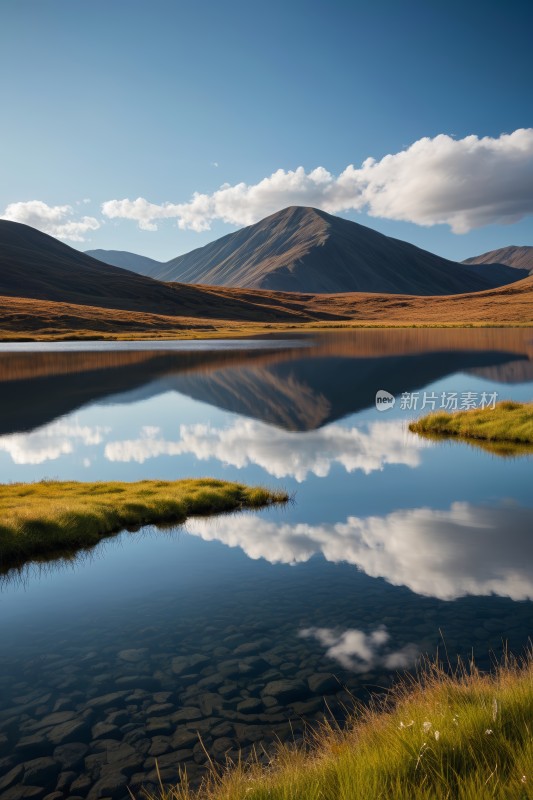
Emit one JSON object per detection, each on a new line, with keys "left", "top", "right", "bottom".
{"left": 299, "top": 626, "right": 419, "bottom": 672}
{"left": 1, "top": 200, "right": 100, "bottom": 241}
{"left": 104, "top": 419, "right": 427, "bottom": 480}
{"left": 100, "top": 129, "right": 533, "bottom": 233}
{"left": 186, "top": 502, "right": 533, "bottom": 601}
{"left": 0, "top": 420, "right": 110, "bottom": 464}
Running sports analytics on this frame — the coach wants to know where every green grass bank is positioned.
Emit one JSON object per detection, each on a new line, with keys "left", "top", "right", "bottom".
{"left": 0, "top": 478, "right": 287, "bottom": 571}
{"left": 147, "top": 654, "right": 532, "bottom": 800}
{"left": 409, "top": 401, "right": 533, "bottom": 450}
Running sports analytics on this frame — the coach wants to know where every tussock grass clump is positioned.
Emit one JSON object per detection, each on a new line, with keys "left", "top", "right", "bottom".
{"left": 0, "top": 478, "right": 288, "bottom": 571}
{"left": 409, "top": 401, "right": 533, "bottom": 447}
{"left": 145, "top": 653, "right": 533, "bottom": 800}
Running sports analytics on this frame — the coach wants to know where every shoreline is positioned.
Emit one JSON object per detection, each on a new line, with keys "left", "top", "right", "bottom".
{"left": 145, "top": 653, "right": 533, "bottom": 800}
{"left": 0, "top": 479, "right": 288, "bottom": 573}
{"left": 1, "top": 319, "right": 533, "bottom": 344}
{"left": 410, "top": 401, "right": 533, "bottom": 446}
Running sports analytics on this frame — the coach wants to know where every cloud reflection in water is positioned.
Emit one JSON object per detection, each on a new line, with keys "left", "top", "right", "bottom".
{"left": 300, "top": 625, "right": 419, "bottom": 672}
{"left": 105, "top": 419, "right": 428, "bottom": 480}
{"left": 0, "top": 420, "right": 110, "bottom": 465}
{"left": 187, "top": 502, "right": 533, "bottom": 601}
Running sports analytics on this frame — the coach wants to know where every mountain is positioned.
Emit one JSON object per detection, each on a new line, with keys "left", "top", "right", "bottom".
{"left": 463, "top": 246, "right": 533, "bottom": 274}
{"left": 151, "top": 206, "right": 526, "bottom": 295}
{"left": 0, "top": 220, "right": 184, "bottom": 313}
{"left": 85, "top": 249, "right": 164, "bottom": 277}
{"left": 0, "top": 220, "right": 316, "bottom": 322}
{"left": 0, "top": 219, "right": 532, "bottom": 340}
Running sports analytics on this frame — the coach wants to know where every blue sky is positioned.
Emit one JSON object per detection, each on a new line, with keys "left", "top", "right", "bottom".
{"left": 1, "top": 0, "right": 532, "bottom": 262}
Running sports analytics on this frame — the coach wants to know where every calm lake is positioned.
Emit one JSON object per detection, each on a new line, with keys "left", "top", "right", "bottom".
{"left": 0, "top": 329, "right": 532, "bottom": 798}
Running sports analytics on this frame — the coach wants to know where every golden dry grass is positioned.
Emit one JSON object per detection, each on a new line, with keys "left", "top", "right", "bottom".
{"left": 0, "top": 478, "right": 288, "bottom": 571}
{"left": 144, "top": 652, "right": 533, "bottom": 800}
{"left": 0, "top": 274, "right": 531, "bottom": 340}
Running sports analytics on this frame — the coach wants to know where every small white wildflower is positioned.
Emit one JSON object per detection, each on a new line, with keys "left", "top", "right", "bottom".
{"left": 423, "top": 721, "right": 432, "bottom": 734}
{"left": 492, "top": 698, "right": 498, "bottom": 722}
{"left": 485, "top": 729, "right": 493, "bottom": 735}
{"left": 415, "top": 742, "right": 427, "bottom": 771}
{"left": 521, "top": 776, "right": 526, "bottom": 783}
{"left": 434, "top": 730, "right": 440, "bottom": 741}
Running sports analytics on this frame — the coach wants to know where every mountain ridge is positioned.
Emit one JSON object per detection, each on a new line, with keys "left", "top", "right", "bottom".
{"left": 463, "top": 245, "right": 533, "bottom": 274}
{"left": 0, "top": 219, "right": 317, "bottom": 322}
{"left": 85, "top": 206, "right": 528, "bottom": 295}
{"left": 155, "top": 206, "right": 529, "bottom": 294}
{"left": 0, "top": 216, "right": 532, "bottom": 340}
{"left": 85, "top": 248, "right": 164, "bottom": 277}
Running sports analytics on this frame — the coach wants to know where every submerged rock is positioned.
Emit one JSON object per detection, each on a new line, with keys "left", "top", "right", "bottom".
{"left": 307, "top": 673, "right": 339, "bottom": 694}
{"left": 236, "top": 697, "right": 263, "bottom": 714}
{"left": 0, "top": 764, "right": 23, "bottom": 792}
{"left": 117, "top": 649, "right": 148, "bottom": 663}
{"left": 46, "top": 719, "right": 90, "bottom": 746}
{"left": 21, "top": 757, "right": 60, "bottom": 786}
{"left": 52, "top": 742, "right": 88, "bottom": 770}
{"left": 85, "top": 768, "right": 128, "bottom": 800}
{"left": 261, "top": 679, "right": 309, "bottom": 704}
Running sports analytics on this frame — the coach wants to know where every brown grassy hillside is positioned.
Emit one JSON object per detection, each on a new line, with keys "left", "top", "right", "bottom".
{"left": 0, "top": 274, "right": 531, "bottom": 340}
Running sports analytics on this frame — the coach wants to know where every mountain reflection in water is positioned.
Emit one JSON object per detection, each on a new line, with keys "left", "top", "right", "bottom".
{"left": 1, "top": 328, "right": 532, "bottom": 435}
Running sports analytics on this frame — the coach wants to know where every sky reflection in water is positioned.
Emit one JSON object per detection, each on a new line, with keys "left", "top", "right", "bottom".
{"left": 0, "top": 331, "right": 531, "bottom": 664}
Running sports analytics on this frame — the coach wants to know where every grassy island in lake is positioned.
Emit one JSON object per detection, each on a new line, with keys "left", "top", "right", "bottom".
{"left": 147, "top": 654, "right": 532, "bottom": 800}
{"left": 0, "top": 478, "right": 288, "bottom": 571}
{"left": 409, "top": 401, "right": 533, "bottom": 453}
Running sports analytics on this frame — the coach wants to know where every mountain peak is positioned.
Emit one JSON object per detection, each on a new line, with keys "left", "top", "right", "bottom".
{"left": 261, "top": 205, "right": 331, "bottom": 226}
{"left": 463, "top": 245, "right": 533, "bottom": 274}
{"left": 279, "top": 204, "right": 325, "bottom": 214}
{"left": 149, "top": 208, "right": 525, "bottom": 295}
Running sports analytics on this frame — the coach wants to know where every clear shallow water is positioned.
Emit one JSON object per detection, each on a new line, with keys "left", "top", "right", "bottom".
{"left": 0, "top": 330, "right": 531, "bottom": 797}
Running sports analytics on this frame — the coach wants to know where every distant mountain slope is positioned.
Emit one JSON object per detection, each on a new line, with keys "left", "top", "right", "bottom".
{"left": 154, "top": 206, "right": 525, "bottom": 295}
{"left": 0, "top": 220, "right": 315, "bottom": 322}
{"left": 85, "top": 249, "right": 163, "bottom": 277}
{"left": 463, "top": 245, "right": 533, "bottom": 274}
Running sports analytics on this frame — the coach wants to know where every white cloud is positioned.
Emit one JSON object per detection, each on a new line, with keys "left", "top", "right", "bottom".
{"left": 186, "top": 502, "right": 533, "bottom": 601}
{"left": 104, "top": 419, "right": 427, "bottom": 480}
{"left": 299, "top": 626, "right": 419, "bottom": 672}
{"left": 100, "top": 129, "right": 533, "bottom": 234}
{"left": 0, "top": 420, "right": 110, "bottom": 465}
{"left": 1, "top": 200, "right": 100, "bottom": 241}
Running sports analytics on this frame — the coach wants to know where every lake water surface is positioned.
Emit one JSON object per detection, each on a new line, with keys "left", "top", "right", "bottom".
{"left": 0, "top": 330, "right": 531, "bottom": 798}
